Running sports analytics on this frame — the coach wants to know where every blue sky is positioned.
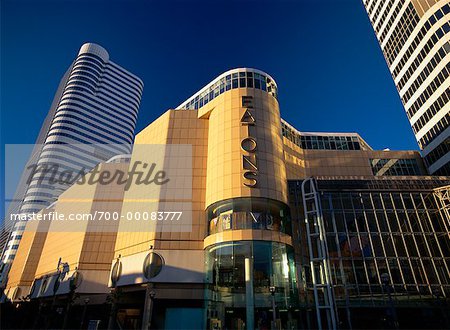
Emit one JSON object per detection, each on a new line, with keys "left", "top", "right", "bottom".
{"left": 1, "top": 0, "right": 418, "bottom": 218}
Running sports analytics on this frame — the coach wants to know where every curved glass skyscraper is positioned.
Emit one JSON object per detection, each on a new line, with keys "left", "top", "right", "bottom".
{"left": 363, "top": 0, "right": 450, "bottom": 175}
{"left": 21, "top": 43, "right": 143, "bottom": 214}
{"left": 0, "top": 43, "right": 143, "bottom": 283}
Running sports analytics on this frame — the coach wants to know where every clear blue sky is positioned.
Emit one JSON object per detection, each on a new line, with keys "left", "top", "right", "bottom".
{"left": 1, "top": 0, "right": 418, "bottom": 218}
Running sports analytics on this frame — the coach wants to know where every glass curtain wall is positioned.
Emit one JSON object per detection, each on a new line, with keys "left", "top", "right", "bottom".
{"left": 205, "top": 241, "right": 298, "bottom": 330}
{"left": 289, "top": 179, "right": 450, "bottom": 329}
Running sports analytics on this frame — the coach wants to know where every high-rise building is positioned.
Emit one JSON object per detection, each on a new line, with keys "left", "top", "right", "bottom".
{"left": 2, "top": 68, "right": 448, "bottom": 330}
{"left": 362, "top": 0, "right": 450, "bottom": 175}
{"left": 0, "top": 43, "right": 143, "bottom": 286}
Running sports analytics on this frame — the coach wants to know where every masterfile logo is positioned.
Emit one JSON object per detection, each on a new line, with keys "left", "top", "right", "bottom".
{"left": 4, "top": 143, "right": 193, "bottom": 233}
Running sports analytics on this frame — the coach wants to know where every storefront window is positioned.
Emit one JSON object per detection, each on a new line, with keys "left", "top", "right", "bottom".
{"left": 207, "top": 197, "right": 291, "bottom": 236}
{"left": 205, "top": 241, "right": 298, "bottom": 329}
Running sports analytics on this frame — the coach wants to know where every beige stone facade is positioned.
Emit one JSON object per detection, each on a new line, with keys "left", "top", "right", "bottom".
{"left": 5, "top": 69, "right": 429, "bottom": 301}
{"left": 4, "top": 68, "right": 443, "bottom": 330}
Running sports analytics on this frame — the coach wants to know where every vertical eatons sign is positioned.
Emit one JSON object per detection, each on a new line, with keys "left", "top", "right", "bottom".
{"left": 241, "top": 96, "right": 257, "bottom": 187}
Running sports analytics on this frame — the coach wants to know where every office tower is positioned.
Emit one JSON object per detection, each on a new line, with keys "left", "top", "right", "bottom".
{"left": 3, "top": 68, "right": 449, "bottom": 329}
{"left": 362, "top": 0, "right": 450, "bottom": 175}
{"left": 0, "top": 66, "right": 71, "bottom": 258}
{"left": 0, "top": 43, "right": 143, "bottom": 286}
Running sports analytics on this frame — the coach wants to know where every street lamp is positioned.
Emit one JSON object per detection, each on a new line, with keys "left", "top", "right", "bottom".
{"left": 269, "top": 286, "right": 277, "bottom": 330}
{"left": 381, "top": 273, "right": 398, "bottom": 329}
{"left": 142, "top": 288, "right": 156, "bottom": 330}
{"left": 80, "top": 297, "right": 90, "bottom": 329}
{"left": 149, "top": 290, "right": 156, "bottom": 327}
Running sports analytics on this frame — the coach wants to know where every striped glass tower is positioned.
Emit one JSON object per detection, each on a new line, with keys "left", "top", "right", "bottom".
{"left": 0, "top": 43, "right": 143, "bottom": 282}
{"left": 363, "top": 0, "right": 450, "bottom": 175}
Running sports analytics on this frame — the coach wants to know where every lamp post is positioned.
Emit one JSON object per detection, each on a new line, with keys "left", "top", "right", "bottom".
{"left": 269, "top": 286, "right": 277, "bottom": 330}
{"left": 381, "top": 273, "right": 398, "bottom": 329}
{"left": 80, "top": 298, "right": 90, "bottom": 329}
{"left": 141, "top": 286, "right": 156, "bottom": 330}
{"left": 62, "top": 270, "right": 81, "bottom": 329}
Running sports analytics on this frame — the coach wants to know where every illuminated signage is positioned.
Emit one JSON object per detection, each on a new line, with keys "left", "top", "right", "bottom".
{"left": 241, "top": 96, "right": 257, "bottom": 187}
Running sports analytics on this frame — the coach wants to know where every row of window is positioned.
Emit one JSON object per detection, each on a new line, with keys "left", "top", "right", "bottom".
{"left": 72, "top": 63, "right": 101, "bottom": 79}
{"left": 48, "top": 124, "right": 125, "bottom": 145}
{"left": 206, "top": 197, "right": 291, "bottom": 236}
{"left": 101, "top": 74, "right": 142, "bottom": 103}
{"left": 418, "top": 113, "right": 450, "bottom": 150}
{"left": 72, "top": 59, "right": 144, "bottom": 100}
{"left": 325, "top": 231, "right": 448, "bottom": 261}
{"left": 69, "top": 71, "right": 99, "bottom": 87}
{"left": 23, "top": 191, "right": 55, "bottom": 199}
{"left": 378, "top": 0, "right": 405, "bottom": 45}
{"left": 209, "top": 211, "right": 288, "bottom": 235}
{"left": 392, "top": 4, "right": 450, "bottom": 77}
{"left": 432, "top": 162, "right": 450, "bottom": 176}
{"left": 299, "top": 135, "right": 361, "bottom": 151}
{"left": 366, "top": 0, "right": 378, "bottom": 20}
{"left": 74, "top": 56, "right": 104, "bottom": 74}
{"left": 69, "top": 70, "right": 142, "bottom": 107}
{"left": 59, "top": 98, "right": 135, "bottom": 132}
{"left": 45, "top": 132, "right": 128, "bottom": 156}
{"left": 370, "top": 158, "right": 422, "bottom": 176}
{"left": 53, "top": 112, "right": 133, "bottom": 142}
{"left": 26, "top": 157, "right": 92, "bottom": 182}
{"left": 62, "top": 83, "right": 135, "bottom": 126}
{"left": 52, "top": 119, "right": 132, "bottom": 144}
{"left": 282, "top": 123, "right": 361, "bottom": 151}
{"left": 406, "top": 62, "right": 450, "bottom": 117}
{"left": 374, "top": 0, "right": 395, "bottom": 34}
{"left": 180, "top": 70, "right": 278, "bottom": 110}
{"left": 398, "top": 41, "right": 449, "bottom": 93}
{"left": 400, "top": 43, "right": 450, "bottom": 100}
{"left": 412, "top": 88, "right": 449, "bottom": 131}
{"left": 36, "top": 153, "right": 100, "bottom": 175}
{"left": 66, "top": 79, "right": 96, "bottom": 94}
{"left": 45, "top": 141, "right": 128, "bottom": 162}
{"left": 424, "top": 137, "right": 449, "bottom": 167}
{"left": 66, "top": 73, "right": 141, "bottom": 110}
{"left": 61, "top": 89, "right": 138, "bottom": 125}
{"left": 21, "top": 199, "right": 49, "bottom": 206}
{"left": 76, "top": 53, "right": 143, "bottom": 91}
{"left": 73, "top": 59, "right": 143, "bottom": 98}
{"left": 315, "top": 188, "right": 444, "bottom": 214}
{"left": 369, "top": 0, "right": 386, "bottom": 29}
{"left": 326, "top": 258, "right": 449, "bottom": 293}
{"left": 41, "top": 146, "right": 104, "bottom": 166}
{"left": 384, "top": 3, "right": 420, "bottom": 65}
{"left": 108, "top": 58, "right": 144, "bottom": 91}
{"left": 318, "top": 192, "right": 446, "bottom": 233}
{"left": 290, "top": 183, "right": 450, "bottom": 295}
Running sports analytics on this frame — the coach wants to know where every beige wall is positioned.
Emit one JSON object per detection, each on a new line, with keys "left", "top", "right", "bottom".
{"left": 114, "top": 110, "right": 208, "bottom": 259}
{"left": 8, "top": 163, "right": 128, "bottom": 291}
{"left": 283, "top": 136, "right": 426, "bottom": 179}
{"left": 5, "top": 209, "right": 51, "bottom": 298}
{"left": 199, "top": 88, "right": 288, "bottom": 207}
